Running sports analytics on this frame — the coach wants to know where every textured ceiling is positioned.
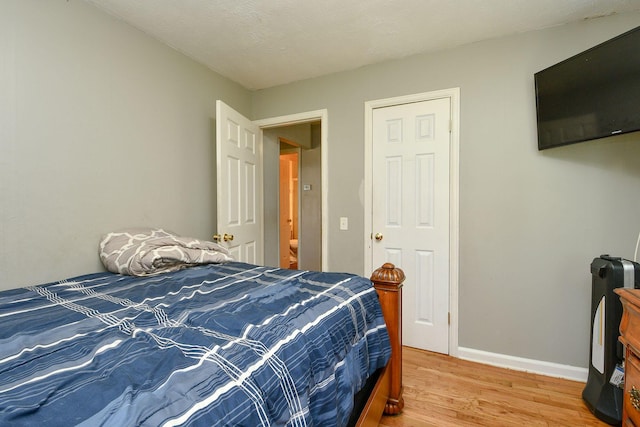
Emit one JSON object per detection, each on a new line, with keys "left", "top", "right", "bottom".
{"left": 85, "top": 0, "right": 640, "bottom": 90}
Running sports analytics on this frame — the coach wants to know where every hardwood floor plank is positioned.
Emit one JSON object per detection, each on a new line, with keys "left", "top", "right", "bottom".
{"left": 379, "top": 347, "right": 610, "bottom": 427}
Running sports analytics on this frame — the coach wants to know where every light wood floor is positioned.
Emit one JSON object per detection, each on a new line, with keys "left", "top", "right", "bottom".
{"left": 379, "top": 347, "right": 609, "bottom": 427}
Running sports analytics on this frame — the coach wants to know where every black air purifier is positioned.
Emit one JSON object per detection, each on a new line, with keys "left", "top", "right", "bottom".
{"left": 583, "top": 255, "right": 640, "bottom": 425}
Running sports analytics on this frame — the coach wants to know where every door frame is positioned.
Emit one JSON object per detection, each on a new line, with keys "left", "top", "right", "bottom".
{"left": 363, "top": 89, "right": 460, "bottom": 356}
{"left": 254, "top": 109, "right": 328, "bottom": 271}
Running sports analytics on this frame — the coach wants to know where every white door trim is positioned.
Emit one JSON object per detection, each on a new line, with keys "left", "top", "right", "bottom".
{"left": 364, "top": 89, "right": 460, "bottom": 356}
{"left": 254, "top": 110, "right": 329, "bottom": 272}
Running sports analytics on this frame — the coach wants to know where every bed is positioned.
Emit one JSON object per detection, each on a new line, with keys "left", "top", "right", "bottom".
{"left": 0, "top": 231, "right": 404, "bottom": 426}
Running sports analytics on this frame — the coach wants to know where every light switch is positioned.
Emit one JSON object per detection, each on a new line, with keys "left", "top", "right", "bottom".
{"left": 339, "top": 217, "right": 348, "bottom": 230}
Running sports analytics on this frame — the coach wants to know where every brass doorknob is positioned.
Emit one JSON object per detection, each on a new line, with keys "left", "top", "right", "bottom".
{"left": 213, "top": 233, "right": 234, "bottom": 242}
{"left": 374, "top": 233, "right": 383, "bottom": 241}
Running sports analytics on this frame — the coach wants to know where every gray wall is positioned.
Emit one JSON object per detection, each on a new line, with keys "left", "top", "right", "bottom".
{"left": 252, "top": 14, "right": 640, "bottom": 368}
{"left": 299, "top": 124, "right": 322, "bottom": 271}
{"left": 262, "top": 128, "right": 281, "bottom": 268}
{"left": 0, "top": 1, "right": 250, "bottom": 289}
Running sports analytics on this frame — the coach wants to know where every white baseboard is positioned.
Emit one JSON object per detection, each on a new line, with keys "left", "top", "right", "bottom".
{"left": 457, "top": 347, "right": 588, "bottom": 383}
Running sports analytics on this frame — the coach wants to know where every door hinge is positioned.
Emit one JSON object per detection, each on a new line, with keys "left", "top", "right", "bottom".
{"left": 448, "top": 312, "right": 451, "bottom": 325}
{"left": 449, "top": 119, "right": 453, "bottom": 133}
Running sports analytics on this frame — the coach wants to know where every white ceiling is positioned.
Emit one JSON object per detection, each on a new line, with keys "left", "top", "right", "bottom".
{"left": 85, "top": 0, "right": 640, "bottom": 90}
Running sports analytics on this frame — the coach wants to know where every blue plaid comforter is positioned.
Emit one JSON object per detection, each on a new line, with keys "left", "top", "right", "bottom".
{"left": 0, "top": 262, "right": 390, "bottom": 426}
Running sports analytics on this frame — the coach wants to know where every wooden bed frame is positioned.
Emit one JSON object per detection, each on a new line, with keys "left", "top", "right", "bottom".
{"left": 356, "top": 262, "right": 405, "bottom": 426}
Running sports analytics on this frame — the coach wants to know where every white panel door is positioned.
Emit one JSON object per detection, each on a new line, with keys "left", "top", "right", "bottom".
{"left": 216, "top": 100, "right": 263, "bottom": 264}
{"left": 372, "top": 98, "right": 451, "bottom": 353}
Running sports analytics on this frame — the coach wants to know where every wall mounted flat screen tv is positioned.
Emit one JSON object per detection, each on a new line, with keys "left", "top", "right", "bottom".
{"left": 535, "top": 25, "right": 640, "bottom": 150}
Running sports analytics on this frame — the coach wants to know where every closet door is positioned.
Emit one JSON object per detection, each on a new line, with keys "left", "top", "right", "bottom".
{"left": 371, "top": 97, "right": 451, "bottom": 354}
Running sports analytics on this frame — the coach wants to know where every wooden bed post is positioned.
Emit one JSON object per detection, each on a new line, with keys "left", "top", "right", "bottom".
{"left": 370, "top": 263, "right": 405, "bottom": 415}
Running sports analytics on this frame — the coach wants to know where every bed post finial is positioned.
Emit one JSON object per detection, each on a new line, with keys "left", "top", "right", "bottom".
{"left": 370, "top": 263, "right": 405, "bottom": 415}
{"left": 371, "top": 263, "right": 405, "bottom": 287}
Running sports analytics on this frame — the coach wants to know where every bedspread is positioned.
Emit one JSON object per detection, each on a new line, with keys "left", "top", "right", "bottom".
{"left": 0, "top": 262, "right": 391, "bottom": 426}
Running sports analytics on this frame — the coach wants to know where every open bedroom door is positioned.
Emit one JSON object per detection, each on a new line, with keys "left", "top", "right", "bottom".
{"left": 215, "top": 100, "right": 264, "bottom": 265}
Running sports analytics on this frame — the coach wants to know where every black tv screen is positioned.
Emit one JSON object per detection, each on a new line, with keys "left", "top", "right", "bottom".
{"left": 535, "top": 26, "right": 640, "bottom": 150}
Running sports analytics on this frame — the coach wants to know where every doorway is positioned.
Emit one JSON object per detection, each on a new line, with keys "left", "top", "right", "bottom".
{"left": 258, "top": 117, "right": 325, "bottom": 271}
{"left": 279, "top": 147, "right": 299, "bottom": 269}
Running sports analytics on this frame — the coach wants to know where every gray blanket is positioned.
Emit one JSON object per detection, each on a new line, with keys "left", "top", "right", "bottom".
{"left": 99, "top": 228, "right": 234, "bottom": 276}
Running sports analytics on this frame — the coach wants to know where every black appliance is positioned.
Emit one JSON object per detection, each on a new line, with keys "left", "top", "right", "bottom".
{"left": 583, "top": 255, "right": 640, "bottom": 425}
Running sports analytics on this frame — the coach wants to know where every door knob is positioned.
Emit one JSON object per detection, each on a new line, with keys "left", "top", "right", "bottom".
{"left": 213, "top": 233, "right": 234, "bottom": 242}
{"left": 374, "top": 233, "right": 383, "bottom": 241}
